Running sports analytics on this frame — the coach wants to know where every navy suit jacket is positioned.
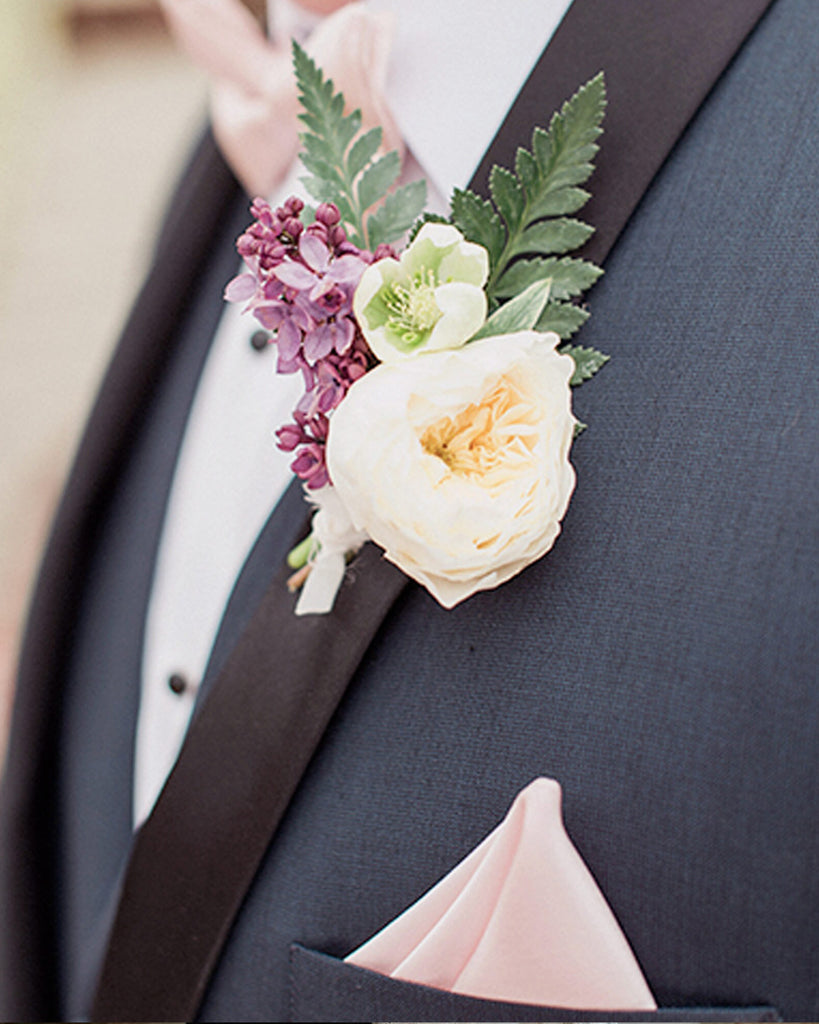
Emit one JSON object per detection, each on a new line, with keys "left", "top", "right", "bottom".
{"left": 1, "top": 1, "right": 817, "bottom": 1021}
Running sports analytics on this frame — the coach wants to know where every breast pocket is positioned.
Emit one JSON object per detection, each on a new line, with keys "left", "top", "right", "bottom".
{"left": 288, "top": 944, "right": 781, "bottom": 1023}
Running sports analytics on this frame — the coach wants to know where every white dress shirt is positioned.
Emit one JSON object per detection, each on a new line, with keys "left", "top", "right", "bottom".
{"left": 134, "top": 0, "right": 573, "bottom": 828}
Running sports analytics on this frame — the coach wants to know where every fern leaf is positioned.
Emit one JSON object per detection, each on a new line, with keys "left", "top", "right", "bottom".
{"left": 560, "top": 344, "right": 610, "bottom": 385}
{"left": 536, "top": 300, "right": 590, "bottom": 339}
{"left": 292, "top": 41, "right": 421, "bottom": 249}
{"left": 367, "top": 180, "right": 427, "bottom": 249}
{"left": 478, "top": 73, "right": 606, "bottom": 301}
{"left": 514, "top": 147, "right": 539, "bottom": 196}
{"left": 450, "top": 188, "right": 506, "bottom": 267}
{"left": 490, "top": 165, "right": 525, "bottom": 230}
{"left": 510, "top": 218, "right": 595, "bottom": 258}
{"left": 495, "top": 257, "right": 602, "bottom": 301}
{"left": 527, "top": 185, "right": 591, "bottom": 219}
{"left": 357, "top": 152, "right": 400, "bottom": 213}
{"left": 346, "top": 127, "right": 382, "bottom": 180}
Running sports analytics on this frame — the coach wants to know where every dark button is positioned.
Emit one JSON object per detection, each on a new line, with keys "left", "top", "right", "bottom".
{"left": 250, "top": 329, "right": 269, "bottom": 352}
{"left": 167, "top": 672, "right": 188, "bottom": 696}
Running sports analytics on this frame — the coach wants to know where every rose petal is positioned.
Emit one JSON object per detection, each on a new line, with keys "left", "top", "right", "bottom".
{"left": 326, "top": 332, "right": 576, "bottom": 608}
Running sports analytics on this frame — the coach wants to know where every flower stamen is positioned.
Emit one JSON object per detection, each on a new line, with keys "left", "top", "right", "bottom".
{"left": 419, "top": 376, "right": 538, "bottom": 484}
{"left": 384, "top": 270, "right": 443, "bottom": 345}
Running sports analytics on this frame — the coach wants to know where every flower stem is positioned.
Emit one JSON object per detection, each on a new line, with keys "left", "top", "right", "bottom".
{"left": 286, "top": 533, "right": 319, "bottom": 569}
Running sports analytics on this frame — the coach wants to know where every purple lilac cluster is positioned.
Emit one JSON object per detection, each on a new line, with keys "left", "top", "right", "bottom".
{"left": 225, "top": 197, "right": 394, "bottom": 489}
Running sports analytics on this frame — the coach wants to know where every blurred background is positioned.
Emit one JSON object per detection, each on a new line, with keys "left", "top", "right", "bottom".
{"left": 0, "top": 0, "right": 210, "bottom": 764}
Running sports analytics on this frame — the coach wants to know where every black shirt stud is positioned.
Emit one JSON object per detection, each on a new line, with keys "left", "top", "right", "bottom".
{"left": 167, "top": 672, "right": 188, "bottom": 696}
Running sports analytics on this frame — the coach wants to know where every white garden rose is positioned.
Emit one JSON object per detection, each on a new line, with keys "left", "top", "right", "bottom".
{"left": 326, "top": 331, "right": 577, "bottom": 608}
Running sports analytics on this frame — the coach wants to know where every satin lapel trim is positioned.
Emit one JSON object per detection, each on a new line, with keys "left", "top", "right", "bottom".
{"left": 472, "top": 0, "right": 775, "bottom": 266}
{"left": 93, "top": 545, "right": 407, "bottom": 1021}
{"left": 93, "top": 0, "right": 775, "bottom": 1019}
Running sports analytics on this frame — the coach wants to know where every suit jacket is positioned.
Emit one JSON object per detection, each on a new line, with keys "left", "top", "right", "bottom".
{"left": 1, "top": 0, "right": 817, "bottom": 1020}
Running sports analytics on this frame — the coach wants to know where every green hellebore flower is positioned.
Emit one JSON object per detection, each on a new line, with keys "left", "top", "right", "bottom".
{"left": 353, "top": 223, "right": 489, "bottom": 362}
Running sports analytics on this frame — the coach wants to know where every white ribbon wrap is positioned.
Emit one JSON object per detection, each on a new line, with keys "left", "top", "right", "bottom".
{"left": 295, "top": 485, "right": 368, "bottom": 615}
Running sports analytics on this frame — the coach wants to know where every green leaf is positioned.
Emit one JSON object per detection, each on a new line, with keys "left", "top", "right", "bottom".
{"left": 346, "top": 127, "right": 382, "bottom": 180}
{"left": 510, "top": 218, "right": 594, "bottom": 258}
{"left": 573, "top": 420, "right": 588, "bottom": 437}
{"left": 532, "top": 127, "right": 554, "bottom": 175}
{"left": 490, "top": 165, "right": 525, "bottom": 230}
{"left": 537, "top": 73, "right": 606, "bottom": 188}
{"left": 536, "top": 300, "right": 590, "bottom": 339}
{"left": 481, "top": 73, "right": 606, "bottom": 303}
{"left": 515, "top": 146, "right": 539, "bottom": 196}
{"left": 545, "top": 160, "right": 598, "bottom": 190}
{"left": 367, "top": 179, "right": 427, "bottom": 249}
{"left": 357, "top": 151, "right": 400, "bottom": 212}
{"left": 527, "top": 185, "right": 591, "bottom": 219}
{"left": 292, "top": 40, "right": 420, "bottom": 248}
{"left": 356, "top": 149, "right": 401, "bottom": 216}
{"left": 335, "top": 106, "right": 361, "bottom": 152}
{"left": 301, "top": 174, "right": 339, "bottom": 203}
{"left": 495, "top": 256, "right": 602, "bottom": 301}
{"left": 300, "top": 151, "right": 346, "bottom": 189}
{"left": 471, "top": 279, "right": 552, "bottom": 340}
{"left": 561, "top": 71, "right": 606, "bottom": 149}
{"left": 293, "top": 42, "right": 357, "bottom": 157}
{"left": 300, "top": 175, "right": 357, "bottom": 226}
{"left": 450, "top": 188, "right": 506, "bottom": 266}
{"left": 408, "top": 211, "right": 452, "bottom": 244}
{"left": 560, "top": 344, "right": 610, "bottom": 385}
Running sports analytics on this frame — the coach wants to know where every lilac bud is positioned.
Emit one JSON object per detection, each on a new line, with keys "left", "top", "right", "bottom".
{"left": 315, "top": 202, "right": 341, "bottom": 227}
{"left": 330, "top": 225, "right": 348, "bottom": 249}
{"left": 312, "top": 413, "right": 330, "bottom": 441}
{"left": 373, "top": 243, "right": 399, "bottom": 261}
{"left": 250, "top": 197, "right": 273, "bottom": 224}
{"left": 236, "top": 234, "right": 258, "bottom": 258}
{"left": 306, "top": 222, "right": 329, "bottom": 244}
{"left": 275, "top": 422, "right": 305, "bottom": 451}
{"left": 338, "top": 240, "right": 366, "bottom": 259}
{"left": 291, "top": 443, "right": 330, "bottom": 489}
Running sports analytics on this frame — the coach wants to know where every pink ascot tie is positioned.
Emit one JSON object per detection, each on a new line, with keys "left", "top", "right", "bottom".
{"left": 159, "top": 0, "right": 402, "bottom": 197}
{"left": 346, "top": 778, "right": 657, "bottom": 1010}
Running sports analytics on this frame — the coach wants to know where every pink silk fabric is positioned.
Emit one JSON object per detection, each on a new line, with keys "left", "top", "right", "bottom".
{"left": 158, "top": 0, "right": 401, "bottom": 197}
{"left": 346, "top": 778, "right": 657, "bottom": 1010}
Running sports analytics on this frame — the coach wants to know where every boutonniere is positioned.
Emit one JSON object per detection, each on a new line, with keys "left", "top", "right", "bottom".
{"left": 226, "top": 45, "right": 608, "bottom": 613}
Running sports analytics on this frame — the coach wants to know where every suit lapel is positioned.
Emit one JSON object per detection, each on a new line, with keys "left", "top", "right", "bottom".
{"left": 92, "top": 1, "right": 774, "bottom": 1019}
{"left": 473, "top": 0, "right": 774, "bottom": 267}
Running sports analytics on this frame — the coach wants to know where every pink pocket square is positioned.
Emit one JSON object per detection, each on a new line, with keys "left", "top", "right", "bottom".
{"left": 345, "top": 777, "right": 657, "bottom": 1010}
